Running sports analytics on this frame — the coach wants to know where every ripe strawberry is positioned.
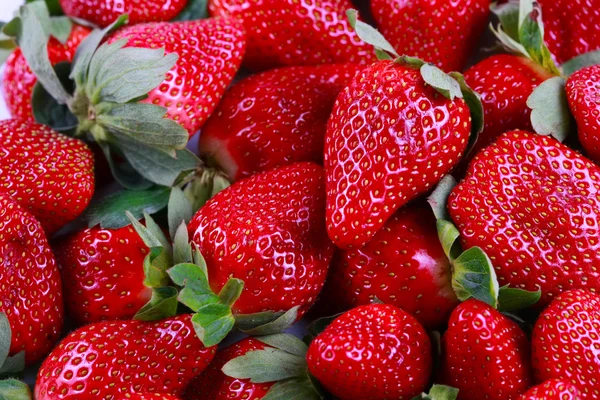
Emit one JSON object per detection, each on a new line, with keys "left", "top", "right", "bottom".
{"left": 440, "top": 299, "right": 533, "bottom": 400}
{"left": 0, "top": 194, "right": 63, "bottom": 365}
{"left": 532, "top": 290, "right": 600, "bottom": 399}
{"left": 55, "top": 224, "right": 150, "bottom": 325}
{"left": 2, "top": 24, "right": 91, "bottom": 121}
{"left": 199, "top": 63, "right": 364, "bottom": 182}
{"left": 118, "top": 394, "right": 181, "bottom": 400}
{"left": 184, "top": 338, "right": 273, "bottom": 399}
{"left": 519, "top": 379, "right": 581, "bottom": 400}
{"left": 306, "top": 303, "right": 432, "bottom": 400}
{"left": 0, "top": 119, "right": 95, "bottom": 235}
{"left": 370, "top": 0, "right": 489, "bottom": 71}
{"left": 35, "top": 315, "right": 216, "bottom": 399}
{"left": 449, "top": 131, "right": 600, "bottom": 306}
{"left": 317, "top": 202, "right": 458, "bottom": 328}
{"left": 59, "top": 0, "right": 188, "bottom": 27}
{"left": 207, "top": 0, "right": 375, "bottom": 70}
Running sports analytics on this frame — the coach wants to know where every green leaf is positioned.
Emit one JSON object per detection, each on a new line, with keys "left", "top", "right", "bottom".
{"left": 0, "top": 26, "right": 16, "bottom": 65}
{"left": 134, "top": 287, "right": 179, "bottom": 321}
{"left": 346, "top": 9, "right": 398, "bottom": 59}
{"left": 0, "top": 314, "right": 11, "bottom": 366}
{"left": 395, "top": 55, "right": 426, "bottom": 69}
{"left": 172, "top": 223, "right": 193, "bottom": 265}
{"left": 218, "top": 279, "right": 244, "bottom": 308}
{"left": 97, "top": 142, "right": 154, "bottom": 191}
{"left": 0, "top": 352, "right": 25, "bottom": 379}
{"left": 142, "top": 212, "right": 172, "bottom": 251}
{"left": 498, "top": 286, "right": 541, "bottom": 312}
{"left": 490, "top": 22, "right": 530, "bottom": 57}
{"left": 561, "top": 50, "right": 600, "bottom": 76}
{"left": 412, "top": 385, "right": 459, "bottom": 400}
{"left": 32, "top": 62, "right": 78, "bottom": 132}
{"left": 527, "top": 76, "right": 571, "bottom": 142}
{"left": 126, "top": 212, "right": 163, "bottom": 249}
{"left": 262, "top": 378, "right": 323, "bottom": 400}
{"left": 84, "top": 186, "right": 170, "bottom": 229}
{"left": 518, "top": 0, "right": 534, "bottom": 29}
{"left": 427, "top": 175, "right": 457, "bottom": 221}
{"left": 168, "top": 187, "right": 193, "bottom": 240}
{"left": 192, "top": 245, "right": 208, "bottom": 278}
{"left": 168, "top": 263, "right": 220, "bottom": 312}
{"left": 518, "top": 3, "right": 560, "bottom": 75}
{"left": 0, "top": 379, "right": 31, "bottom": 400}
{"left": 490, "top": 0, "right": 520, "bottom": 42}
{"left": 221, "top": 349, "right": 307, "bottom": 383}
{"left": 448, "top": 71, "right": 484, "bottom": 155}
{"left": 173, "top": 0, "right": 208, "bottom": 21}
{"left": 192, "top": 304, "right": 236, "bottom": 347}
{"left": 26, "top": 0, "right": 64, "bottom": 16}
{"left": 436, "top": 220, "right": 462, "bottom": 262}
{"left": 48, "top": 16, "right": 71, "bottom": 44}
{"left": 240, "top": 306, "right": 300, "bottom": 336}
{"left": 256, "top": 333, "right": 309, "bottom": 357}
{"left": 420, "top": 64, "right": 462, "bottom": 100}
{"left": 141, "top": 248, "right": 170, "bottom": 288}
{"left": 452, "top": 247, "right": 499, "bottom": 308}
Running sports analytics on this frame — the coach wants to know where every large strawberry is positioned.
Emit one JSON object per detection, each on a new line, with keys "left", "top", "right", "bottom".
{"left": 0, "top": 194, "right": 63, "bottom": 365}
{"left": 0, "top": 118, "right": 95, "bottom": 235}
{"left": 199, "top": 63, "right": 364, "bottom": 182}
{"left": 519, "top": 379, "right": 581, "bottom": 400}
{"left": 440, "top": 299, "right": 533, "bottom": 400}
{"left": 34, "top": 315, "right": 216, "bottom": 399}
{"left": 370, "top": 0, "right": 489, "bottom": 71}
{"left": 207, "top": 0, "right": 375, "bottom": 70}
{"left": 532, "top": 289, "right": 600, "bottom": 399}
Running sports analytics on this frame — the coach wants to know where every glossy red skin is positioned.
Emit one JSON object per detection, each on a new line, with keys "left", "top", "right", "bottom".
{"left": 370, "top": 0, "right": 489, "bottom": 72}
{"left": 0, "top": 194, "right": 63, "bottom": 365}
{"left": 185, "top": 338, "right": 273, "bottom": 399}
{"left": 200, "top": 63, "right": 364, "bottom": 182}
{"left": 35, "top": 315, "right": 216, "bottom": 400}
{"left": 207, "top": 0, "right": 376, "bottom": 70}
{"left": 0, "top": 119, "right": 95, "bottom": 235}
{"left": 325, "top": 60, "right": 471, "bottom": 249}
{"left": 532, "top": 290, "right": 600, "bottom": 399}
{"left": 188, "top": 162, "right": 334, "bottom": 316}
{"left": 450, "top": 131, "right": 600, "bottom": 306}
{"left": 566, "top": 65, "right": 600, "bottom": 163}
{"left": 318, "top": 203, "right": 458, "bottom": 328}
{"left": 307, "top": 304, "right": 431, "bottom": 400}
{"left": 2, "top": 25, "right": 91, "bottom": 121}
{"left": 441, "top": 299, "right": 533, "bottom": 400}
{"left": 117, "top": 394, "right": 181, "bottom": 400}
{"left": 538, "top": 0, "right": 600, "bottom": 65}
{"left": 519, "top": 379, "right": 582, "bottom": 400}
{"left": 109, "top": 18, "right": 246, "bottom": 136}
{"left": 56, "top": 225, "right": 151, "bottom": 326}
{"left": 59, "top": 0, "right": 188, "bottom": 27}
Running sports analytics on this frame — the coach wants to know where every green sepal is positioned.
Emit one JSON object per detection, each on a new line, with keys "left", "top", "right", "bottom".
{"left": 183, "top": 168, "right": 230, "bottom": 213}
{"left": 173, "top": 0, "right": 208, "bottom": 21}
{"left": 527, "top": 76, "right": 571, "bottom": 142}
{"left": 237, "top": 306, "right": 300, "bottom": 336}
{"left": 191, "top": 304, "right": 237, "bottom": 347}
{"left": 490, "top": 0, "right": 520, "bottom": 42}
{"left": 25, "top": 0, "right": 64, "bottom": 16}
{"left": 448, "top": 71, "right": 484, "bottom": 155}
{"left": 48, "top": 16, "right": 72, "bottom": 44}
{"left": 498, "top": 286, "right": 541, "bottom": 312}
{"left": 168, "top": 187, "right": 194, "bottom": 240}
{"left": 346, "top": 9, "right": 399, "bottom": 59}
{"left": 192, "top": 245, "right": 208, "bottom": 277}
{"left": 141, "top": 247, "right": 170, "bottom": 288}
{"left": 221, "top": 348, "right": 307, "bottom": 383}
{"left": 518, "top": 2, "right": 560, "bottom": 76}
{"left": 412, "top": 385, "right": 459, "bottom": 400}
{"left": 0, "top": 352, "right": 25, "bottom": 379}
{"left": 420, "top": 64, "right": 462, "bottom": 100}
{"left": 256, "top": 333, "right": 308, "bottom": 357}
{"left": 31, "top": 62, "right": 78, "bottom": 132}
{"left": 0, "top": 314, "right": 11, "bottom": 367}
{"left": 0, "top": 21, "right": 16, "bottom": 65}
{"left": 262, "top": 377, "right": 324, "bottom": 400}
{"left": 97, "top": 142, "right": 154, "bottom": 191}
{"left": 172, "top": 223, "right": 193, "bottom": 265}
{"left": 168, "top": 263, "right": 221, "bottom": 310}
{"left": 305, "top": 313, "right": 341, "bottom": 341}
{"left": 427, "top": 175, "right": 457, "bottom": 222}
{"left": 0, "top": 314, "right": 25, "bottom": 379}
{"left": 452, "top": 246, "right": 499, "bottom": 308}
{"left": 0, "top": 379, "right": 31, "bottom": 400}
{"left": 561, "top": 50, "right": 600, "bottom": 76}
{"left": 134, "top": 286, "right": 179, "bottom": 321}
{"left": 436, "top": 220, "right": 462, "bottom": 263}
{"left": 394, "top": 55, "right": 426, "bottom": 69}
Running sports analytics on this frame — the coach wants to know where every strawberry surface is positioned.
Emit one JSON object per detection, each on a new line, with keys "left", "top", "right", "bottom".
{"left": 117, "top": 394, "right": 181, "bottom": 400}
{"left": 519, "top": 379, "right": 581, "bottom": 400}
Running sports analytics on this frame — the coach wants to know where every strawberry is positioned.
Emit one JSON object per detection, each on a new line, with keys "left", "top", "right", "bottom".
{"left": 0, "top": 194, "right": 63, "bottom": 365}
{"left": 532, "top": 289, "right": 600, "bottom": 399}
{"left": 59, "top": 0, "right": 189, "bottom": 28}
{"left": 440, "top": 299, "right": 533, "bottom": 400}
{"left": 2, "top": 24, "right": 91, "bottom": 121}
{"left": 317, "top": 202, "right": 458, "bottom": 328}
{"left": 0, "top": 119, "right": 95, "bottom": 235}
{"left": 207, "top": 0, "right": 375, "bottom": 70}
{"left": 118, "top": 394, "right": 181, "bottom": 400}
{"left": 448, "top": 131, "right": 600, "bottom": 306}
{"left": 55, "top": 224, "right": 151, "bottom": 325}
{"left": 370, "top": 0, "right": 490, "bottom": 71}
{"left": 199, "top": 63, "right": 364, "bottom": 182}
{"left": 184, "top": 338, "right": 273, "bottom": 400}
{"left": 34, "top": 315, "right": 216, "bottom": 399}
{"left": 519, "top": 379, "right": 581, "bottom": 400}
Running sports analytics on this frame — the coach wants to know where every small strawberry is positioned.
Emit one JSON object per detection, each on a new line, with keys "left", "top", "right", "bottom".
{"left": 532, "top": 289, "right": 600, "bottom": 399}
{"left": 519, "top": 379, "right": 581, "bottom": 400}
{"left": 0, "top": 194, "right": 63, "bottom": 365}
{"left": 440, "top": 299, "right": 533, "bottom": 400}
{"left": 199, "top": 63, "right": 364, "bottom": 182}
{"left": 370, "top": 0, "right": 489, "bottom": 71}
{"left": 34, "top": 315, "right": 216, "bottom": 399}
{"left": 566, "top": 65, "right": 600, "bottom": 162}
{"left": 207, "top": 0, "right": 376, "bottom": 70}
{"left": 0, "top": 119, "right": 95, "bottom": 236}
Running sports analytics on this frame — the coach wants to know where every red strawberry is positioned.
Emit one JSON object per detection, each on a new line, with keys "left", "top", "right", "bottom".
{"left": 0, "top": 119, "right": 95, "bottom": 235}
{"left": 440, "top": 299, "right": 533, "bottom": 400}
{"left": 184, "top": 338, "right": 273, "bottom": 400}
{"left": 0, "top": 194, "right": 63, "bottom": 365}
{"left": 118, "top": 394, "right": 181, "bottom": 400}
{"left": 370, "top": 0, "right": 489, "bottom": 71}
{"left": 59, "top": 0, "right": 188, "bottom": 27}
{"left": 449, "top": 131, "right": 600, "bottom": 306}
{"left": 34, "top": 315, "right": 216, "bottom": 399}
{"left": 532, "top": 290, "right": 600, "bottom": 399}
{"left": 306, "top": 303, "right": 432, "bottom": 400}
{"left": 199, "top": 63, "right": 364, "bottom": 182}
{"left": 317, "top": 202, "right": 458, "bottom": 328}
{"left": 56, "top": 225, "right": 150, "bottom": 325}
{"left": 207, "top": 0, "right": 375, "bottom": 70}
{"left": 519, "top": 379, "right": 581, "bottom": 400}
{"left": 2, "top": 24, "right": 91, "bottom": 121}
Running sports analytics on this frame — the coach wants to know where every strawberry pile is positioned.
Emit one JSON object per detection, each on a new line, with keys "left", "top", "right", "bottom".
{"left": 1, "top": 0, "right": 600, "bottom": 399}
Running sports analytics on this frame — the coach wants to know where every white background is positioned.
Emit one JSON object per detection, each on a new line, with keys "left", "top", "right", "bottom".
{"left": 1, "top": 0, "right": 23, "bottom": 120}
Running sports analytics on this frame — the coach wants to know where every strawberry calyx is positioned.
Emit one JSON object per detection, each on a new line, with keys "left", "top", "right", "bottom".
{"left": 0, "top": 313, "right": 28, "bottom": 399}
{"left": 412, "top": 385, "right": 459, "bottom": 400}
{"left": 0, "top": 379, "right": 31, "bottom": 400}
{"left": 526, "top": 76, "right": 572, "bottom": 141}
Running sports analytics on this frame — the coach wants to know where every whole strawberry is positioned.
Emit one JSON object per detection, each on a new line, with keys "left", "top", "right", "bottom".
{"left": 35, "top": 315, "right": 216, "bottom": 399}
{"left": 56, "top": 225, "right": 150, "bottom": 325}
{"left": 370, "top": 0, "right": 489, "bottom": 71}
{"left": 200, "top": 63, "right": 364, "bottom": 181}
{"left": 0, "top": 119, "right": 95, "bottom": 235}
{"left": 440, "top": 299, "right": 533, "bottom": 400}
{"left": 566, "top": 65, "right": 600, "bottom": 162}
{"left": 0, "top": 194, "right": 63, "bottom": 365}
{"left": 520, "top": 379, "right": 581, "bottom": 400}
{"left": 532, "top": 290, "right": 600, "bottom": 399}
{"left": 207, "top": 0, "right": 375, "bottom": 70}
